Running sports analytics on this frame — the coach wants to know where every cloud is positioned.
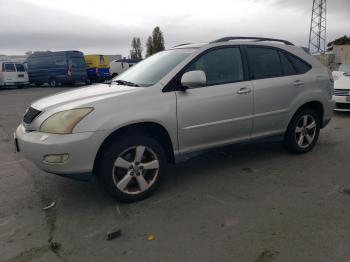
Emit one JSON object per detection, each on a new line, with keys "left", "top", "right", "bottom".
{"left": 0, "top": 0, "right": 349, "bottom": 56}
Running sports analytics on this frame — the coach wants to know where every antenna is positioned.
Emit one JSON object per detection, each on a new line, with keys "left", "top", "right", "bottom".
{"left": 308, "top": 0, "right": 327, "bottom": 54}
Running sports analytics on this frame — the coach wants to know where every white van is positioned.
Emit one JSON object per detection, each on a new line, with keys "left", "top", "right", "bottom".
{"left": 0, "top": 62, "right": 29, "bottom": 88}
{"left": 109, "top": 58, "right": 141, "bottom": 77}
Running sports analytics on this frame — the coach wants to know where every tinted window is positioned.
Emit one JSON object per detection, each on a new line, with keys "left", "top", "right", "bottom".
{"left": 4, "top": 63, "right": 16, "bottom": 72}
{"left": 247, "top": 47, "right": 282, "bottom": 79}
{"left": 69, "top": 57, "right": 85, "bottom": 68}
{"left": 15, "top": 64, "right": 25, "bottom": 72}
{"left": 185, "top": 47, "right": 243, "bottom": 85}
{"left": 285, "top": 54, "right": 311, "bottom": 74}
{"left": 279, "top": 52, "right": 296, "bottom": 75}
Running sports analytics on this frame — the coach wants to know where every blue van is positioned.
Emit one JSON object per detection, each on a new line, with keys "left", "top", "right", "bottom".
{"left": 25, "top": 51, "right": 88, "bottom": 87}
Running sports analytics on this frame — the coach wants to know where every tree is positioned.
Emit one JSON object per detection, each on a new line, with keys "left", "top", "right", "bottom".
{"left": 146, "top": 36, "right": 153, "bottom": 57}
{"left": 145, "top": 26, "right": 165, "bottom": 57}
{"left": 130, "top": 37, "right": 143, "bottom": 59}
{"left": 152, "top": 26, "right": 165, "bottom": 54}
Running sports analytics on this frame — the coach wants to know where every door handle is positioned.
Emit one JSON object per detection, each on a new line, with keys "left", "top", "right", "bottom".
{"left": 237, "top": 87, "right": 251, "bottom": 94}
{"left": 293, "top": 80, "right": 305, "bottom": 87}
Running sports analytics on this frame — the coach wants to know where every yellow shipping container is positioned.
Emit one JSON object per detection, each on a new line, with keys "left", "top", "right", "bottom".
{"left": 84, "top": 55, "right": 110, "bottom": 69}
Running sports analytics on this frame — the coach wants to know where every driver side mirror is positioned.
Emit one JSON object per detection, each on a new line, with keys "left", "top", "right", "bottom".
{"left": 181, "top": 70, "right": 206, "bottom": 89}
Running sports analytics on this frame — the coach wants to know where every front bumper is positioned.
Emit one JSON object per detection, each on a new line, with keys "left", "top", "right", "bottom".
{"left": 333, "top": 95, "right": 350, "bottom": 111}
{"left": 15, "top": 124, "right": 107, "bottom": 179}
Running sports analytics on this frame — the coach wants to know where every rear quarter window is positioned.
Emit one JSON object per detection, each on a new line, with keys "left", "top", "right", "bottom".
{"left": 285, "top": 53, "right": 311, "bottom": 74}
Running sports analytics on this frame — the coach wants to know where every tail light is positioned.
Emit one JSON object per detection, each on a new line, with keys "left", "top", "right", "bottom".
{"left": 67, "top": 66, "right": 72, "bottom": 77}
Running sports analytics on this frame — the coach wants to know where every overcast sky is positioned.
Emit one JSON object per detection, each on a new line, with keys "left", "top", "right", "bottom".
{"left": 0, "top": 0, "right": 349, "bottom": 56}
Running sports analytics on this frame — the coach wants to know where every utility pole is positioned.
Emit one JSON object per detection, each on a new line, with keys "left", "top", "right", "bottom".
{"left": 308, "top": 0, "right": 327, "bottom": 54}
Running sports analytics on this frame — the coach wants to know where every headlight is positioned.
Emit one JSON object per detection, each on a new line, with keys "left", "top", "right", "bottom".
{"left": 40, "top": 108, "right": 93, "bottom": 134}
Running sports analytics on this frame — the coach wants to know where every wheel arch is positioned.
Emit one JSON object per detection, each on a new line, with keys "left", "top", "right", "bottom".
{"left": 289, "top": 100, "right": 324, "bottom": 128}
{"left": 93, "top": 122, "right": 175, "bottom": 175}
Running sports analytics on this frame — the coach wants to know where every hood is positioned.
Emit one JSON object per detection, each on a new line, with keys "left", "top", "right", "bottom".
{"left": 333, "top": 71, "right": 350, "bottom": 90}
{"left": 31, "top": 84, "right": 141, "bottom": 111}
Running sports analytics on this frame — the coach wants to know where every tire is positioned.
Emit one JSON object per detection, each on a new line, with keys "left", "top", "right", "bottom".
{"left": 97, "top": 134, "right": 166, "bottom": 202}
{"left": 34, "top": 83, "right": 41, "bottom": 87}
{"left": 48, "top": 78, "right": 57, "bottom": 88}
{"left": 283, "top": 108, "right": 320, "bottom": 154}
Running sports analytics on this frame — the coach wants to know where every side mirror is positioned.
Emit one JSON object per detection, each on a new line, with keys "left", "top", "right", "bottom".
{"left": 181, "top": 70, "right": 206, "bottom": 89}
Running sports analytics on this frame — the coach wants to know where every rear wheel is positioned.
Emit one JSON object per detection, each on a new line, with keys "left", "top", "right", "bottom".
{"left": 97, "top": 134, "right": 166, "bottom": 202}
{"left": 48, "top": 78, "right": 57, "bottom": 88}
{"left": 283, "top": 108, "right": 320, "bottom": 154}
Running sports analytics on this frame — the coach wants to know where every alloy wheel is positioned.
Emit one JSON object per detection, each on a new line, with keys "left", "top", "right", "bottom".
{"left": 295, "top": 114, "right": 317, "bottom": 148}
{"left": 112, "top": 145, "right": 160, "bottom": 195}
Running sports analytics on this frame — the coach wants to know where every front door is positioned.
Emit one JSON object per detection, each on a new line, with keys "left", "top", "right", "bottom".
{"left": 176, "top": 47, "right": 253, "bottom": 154}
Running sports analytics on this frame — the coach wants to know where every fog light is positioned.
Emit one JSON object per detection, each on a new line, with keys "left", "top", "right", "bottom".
{"left": 43, "top": 154, "right": 69, "bottom": 164}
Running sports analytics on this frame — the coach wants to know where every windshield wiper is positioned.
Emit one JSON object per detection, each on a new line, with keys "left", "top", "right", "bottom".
{"left": 112, "top": 79, "right": 139, "bottom": 87}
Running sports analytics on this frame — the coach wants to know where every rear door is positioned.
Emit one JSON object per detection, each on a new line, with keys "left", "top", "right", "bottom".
{"left": 246, "top": 46, "right": 304, "bottom": 137}
{"left": 69, "top": 56, "right": 87, "bottom": 82}
{"left": 3, "top": 63, "right": 18, "bottom": 84}
{"left": 15, "top": 64, "right": 29, "bottom": 83}
{"left": 176, "top": 46, "right": 253, "bottom": 153}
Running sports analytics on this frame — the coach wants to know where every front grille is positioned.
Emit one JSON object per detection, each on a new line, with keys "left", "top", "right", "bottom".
{"left": 23, "top": 107, "right": 41, "bottom": 124}
{"left": 334, "top": 89, "right": 350, "bottom": 96}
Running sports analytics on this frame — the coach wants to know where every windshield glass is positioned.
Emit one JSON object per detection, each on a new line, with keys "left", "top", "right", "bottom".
{"left": 339, "top": 62, "right": 350, "bottom": 72}
{"left": 113, "top": 49, "right": 194, "bottom": 87}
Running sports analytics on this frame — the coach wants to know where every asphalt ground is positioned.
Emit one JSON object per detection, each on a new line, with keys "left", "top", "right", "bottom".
{"left": 1, "top": 86, "right": 350, "bottom": 262}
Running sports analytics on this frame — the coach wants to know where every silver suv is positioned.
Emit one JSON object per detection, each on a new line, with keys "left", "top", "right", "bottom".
{"left": 15, "top": 37, "right": 335, "bottom": 202}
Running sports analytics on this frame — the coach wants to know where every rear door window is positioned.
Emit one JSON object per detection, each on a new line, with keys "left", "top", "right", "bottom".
{"left": 185, "top": 47, "right": 244, "bottom": 86}
{"left": 4, "top": 63, "right": 16, "bottom": 72}
{"left": 15, "top": 64, "right": 25, "bottom": 72}
{"left": 246, "top": 47, "right": 282, "bottom": 79}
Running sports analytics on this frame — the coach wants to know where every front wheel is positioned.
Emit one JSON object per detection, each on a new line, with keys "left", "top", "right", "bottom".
{"left": 283, "top": 108, "right": 320, "bottom": 154}
{"left": 97, "top": 134, "right": 166, "bottom": 202}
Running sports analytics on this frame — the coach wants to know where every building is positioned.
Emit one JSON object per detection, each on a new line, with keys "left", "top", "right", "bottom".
{"left": 0, "top": 55, "right": 28, "bottom": 63}
{"left": 332, "top": 45, "right": 350, "bottom": 64}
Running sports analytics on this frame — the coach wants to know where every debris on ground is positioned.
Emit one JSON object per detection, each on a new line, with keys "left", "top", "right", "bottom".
{"left": 147, "top": 234, "right": 155, "bottom": 241}
{"left": 255, "top": 250, "right": 279, "bottom": 262}
{"left": 42, "top": 201, "right": 56, "bottom": 211}
{"left": 106, "top": 227, "right": 121, "bottom": 240}
{"left": 48, "top": 238, "right": 61, "bottom": 253}
{"left": 342, "top": 189, "right": 350, "bottom": 195}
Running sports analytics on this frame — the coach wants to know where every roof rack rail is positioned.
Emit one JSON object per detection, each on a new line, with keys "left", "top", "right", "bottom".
{"left": 172, "top": 43, "right": 192, "bottom": 47}
{"left": 210, "top": 37, "right": 294, "bottom": 46}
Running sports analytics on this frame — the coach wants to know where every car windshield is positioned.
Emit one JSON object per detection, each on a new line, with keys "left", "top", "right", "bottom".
{"left": 112, "top": 49, "right": 194, "bottom": 87}
{"left": 339, "top": 62, "right": 350, "bottom": 72}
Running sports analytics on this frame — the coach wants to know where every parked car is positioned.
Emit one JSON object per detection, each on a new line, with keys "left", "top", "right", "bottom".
{"left": 332, "top": 61, "right": 350, "bottom": 111}
{"left": 25, "top": 51, "right": 88, "bottom": 87}
{"left": 0, "top": 62, "right": 29, "bottom": 88}
{"left": 110, "top": 58, "right": 142, "bottom": 77}
{"left": 84, "top": 54, "right": 110, "bottom": 83}
{"left": 15, "top": 37, "right": 334, "bottom": 202}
